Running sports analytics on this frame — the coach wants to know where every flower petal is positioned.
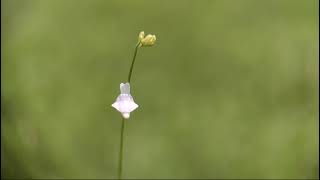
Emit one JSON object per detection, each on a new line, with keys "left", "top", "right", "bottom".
{"left": 122, "top": 112, "right": 130, "bottom": 119}
{"left": 111, "top": 102, "right": 120, "bottom": 111}
{"left": 127, "top": 101, "right": 138, "bottom": 112}
{"left": 120, "top": 83, "right": 130, "bottom": 94}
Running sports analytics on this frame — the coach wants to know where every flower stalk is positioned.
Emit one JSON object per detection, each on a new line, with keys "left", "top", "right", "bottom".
{"left": 114, "top": 31, "right": 156, "bottom": 179}
{"left": 117, "top": 43, "right": 140, "bottom": 180}
{"left": 127, "top": 43, "right": 141, "bottom": 83}
{"left": 118, "top": 117, "right": 125, "bottom": 179}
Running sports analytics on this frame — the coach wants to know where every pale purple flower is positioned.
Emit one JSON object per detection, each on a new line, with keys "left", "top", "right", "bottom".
{"left": 112, "top": 82, "right": 139, "bottom": 119}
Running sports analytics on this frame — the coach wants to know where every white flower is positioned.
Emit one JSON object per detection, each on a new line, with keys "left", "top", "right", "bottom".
{"left": 112, "top": 82, "right": 139, "bottom": 119}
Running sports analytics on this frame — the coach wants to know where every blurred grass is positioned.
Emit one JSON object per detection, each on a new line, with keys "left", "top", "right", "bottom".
{"left": 1, "top": 0, "right": 319, "bottom": 179}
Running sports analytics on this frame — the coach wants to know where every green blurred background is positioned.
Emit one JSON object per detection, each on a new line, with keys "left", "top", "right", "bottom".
{"left": 1, "top": 0, "right": 319, "bottom": 179}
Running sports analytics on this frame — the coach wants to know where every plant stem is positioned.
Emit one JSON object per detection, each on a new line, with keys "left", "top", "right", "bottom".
{"left": 118, "top": 42, "right": 140, "bottom": 179}
{"left": 118, "top": 117, "right": 125, "bottom": 179}
{"left": 128, "top": 43, "right": 140, "bottom": 83}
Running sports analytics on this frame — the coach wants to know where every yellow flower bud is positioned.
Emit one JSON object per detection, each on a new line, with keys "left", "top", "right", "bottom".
{"left": 140, "top": 34, "right": 156, "bottom": 47}
{"left": 138, "top": 31, "right": 156, "bottom": 47}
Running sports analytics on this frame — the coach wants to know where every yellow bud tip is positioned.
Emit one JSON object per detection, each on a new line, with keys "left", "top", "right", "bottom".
{"left": 138, "top": 31, "right": 145, "bottom": 42}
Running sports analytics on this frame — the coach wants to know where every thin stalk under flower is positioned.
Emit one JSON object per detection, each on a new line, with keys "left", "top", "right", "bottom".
{"left": 117, "top": 117, "right": 125, "bottom": 179}
{"left": 117, "top": 42, "right": 141, "bottom": 179}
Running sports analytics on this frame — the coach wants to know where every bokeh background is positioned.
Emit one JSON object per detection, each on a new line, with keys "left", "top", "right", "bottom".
{"left": 1, "top": 0, "right": 319, "bottom": 179}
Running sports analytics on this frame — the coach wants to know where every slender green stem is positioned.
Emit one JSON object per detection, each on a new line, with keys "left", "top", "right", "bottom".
{"left": 118, "top": 118, "right": 125, "bottom": 179}
{"left": 128, "top": 43, "right": 140, "bottom": 83}
{"left": 118, "top": 42, "right": 141, "bottom": 179}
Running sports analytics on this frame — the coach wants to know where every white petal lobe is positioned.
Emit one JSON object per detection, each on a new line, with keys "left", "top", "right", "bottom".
{"left": 122, "top": 113, "right": 130, "bottom": 119}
